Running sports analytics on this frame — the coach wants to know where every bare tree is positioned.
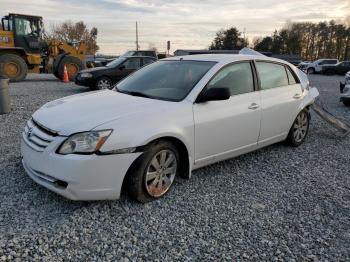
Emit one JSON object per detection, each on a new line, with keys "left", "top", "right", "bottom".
{"left": 45, "top": 21, "right": 99, "bottom": 55}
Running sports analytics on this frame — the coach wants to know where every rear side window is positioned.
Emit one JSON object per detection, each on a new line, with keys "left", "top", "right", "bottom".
{"left": 123, "top": 58, "right": 141, "bottom": 70}
{"left": 256, "top": 62, "right": 289, "bottom": 90}
{"left": 207, "top": 62, "right": 255, "bottom": 96}
{"left": 142, "top": 58, "right": 155, "bottom": 66}
{"left": 285, "top": 67, "right": 298, "bottom": 85}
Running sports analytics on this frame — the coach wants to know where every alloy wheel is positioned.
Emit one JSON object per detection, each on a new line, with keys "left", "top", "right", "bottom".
{"left": 292, "top": 112, "right": 308, "bottom": 143}
{"left": 145, "top": 149, "right": 177, "bottom": 198}
{"left": 97, "top": 79, "right": 111, "bottom": 89}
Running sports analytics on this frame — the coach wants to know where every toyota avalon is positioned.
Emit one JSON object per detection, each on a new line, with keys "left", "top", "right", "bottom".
{"left": 21, "top": 54, "right": 319, "bottom": 203}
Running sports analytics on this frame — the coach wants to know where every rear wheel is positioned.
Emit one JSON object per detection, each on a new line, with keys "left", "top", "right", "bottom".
{"left": 126, "top": 141, "right": 179, "bottom": 203}
{"left": 343, "top": 101, "right": 350, "bottom": 107}
{"left": 325, "top": 70, "right": 335, "bottom": 75}
{"left": 0, "top": 53, "right": 27, "bottom": 82}
{"left": 57, "top": 56, "right": 83, "bottom": 81}
{"left": 286, "top": 110, "right": 310, "bottom": 147}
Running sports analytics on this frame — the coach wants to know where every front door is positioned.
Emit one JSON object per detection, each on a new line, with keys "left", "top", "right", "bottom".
{"left": 116, "top": 57, "right": 142, "bottom": 82}
{"left": 193, "top": 61, "right": 261, "bottom": 167}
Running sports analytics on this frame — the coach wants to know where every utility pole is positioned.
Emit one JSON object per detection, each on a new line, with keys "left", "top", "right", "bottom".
{"left": 136, "top": 22, "right": 138, "bottom": 50}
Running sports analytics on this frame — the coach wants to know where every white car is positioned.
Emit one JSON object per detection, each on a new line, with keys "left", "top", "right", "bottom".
{"left": 21, "top": 54, "right": 319, "bottom": 203}
{"left": 304, "top": 59, "right": 339, "bottom": 74}
{"left": 340, "top": 71, "right": 350, "bottom": 106}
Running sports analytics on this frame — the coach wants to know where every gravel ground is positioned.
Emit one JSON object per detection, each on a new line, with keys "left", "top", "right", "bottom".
{"left": 0, "top": 73, "right": 349, "bottom": 261}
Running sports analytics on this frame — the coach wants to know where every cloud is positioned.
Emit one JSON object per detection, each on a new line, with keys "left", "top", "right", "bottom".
{"left": 1, "top": 0, "right": 349, "bottom": 54}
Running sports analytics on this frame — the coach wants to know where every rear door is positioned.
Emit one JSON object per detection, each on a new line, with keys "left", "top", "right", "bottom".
{"left": 193, "top": 61, "right": 261, "bottom": 166}
{"left": 255, "top": 61, "right": 303, "bottom": 146}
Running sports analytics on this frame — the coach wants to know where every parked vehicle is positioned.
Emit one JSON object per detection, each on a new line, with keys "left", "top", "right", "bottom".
{"left": 75, "top": 56, "right": 157, "bottom": 90}
{"left": 340, "top": 71, "right": 350, "bottom": 106}
{"left": 122, "top": 50, "right": 158, "bottom": 59}
{"left": 21, "top": 54, "right": 319, "bottom": 203}
{"left": 303, "top": 59, "right": 339, "bottom": 74}
{"left": 322, "top": 61, "right": 350, "bottom": 75}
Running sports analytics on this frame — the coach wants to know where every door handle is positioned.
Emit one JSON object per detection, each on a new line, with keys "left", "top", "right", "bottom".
{"left": 248, "top": 103, "right": 260, "bottom": 110}
{"left": 293, "top": 93, "right": 302, "bottom": 99}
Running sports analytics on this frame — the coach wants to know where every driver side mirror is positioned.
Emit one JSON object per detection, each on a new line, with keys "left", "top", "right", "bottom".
{"left": 119, "top": 65, "right": 126, "bottom": 70}
{"left": 196, "top": 87, "right": 231, "bottom": 103}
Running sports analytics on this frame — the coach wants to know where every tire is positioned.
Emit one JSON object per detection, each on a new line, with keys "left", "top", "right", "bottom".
{"left": 325, "top": 70, "right": 335, "bottom": 76}
{"left": 95, "top": 77, "right": 113, "bottom": 90}
{"left": 286, "top": 109, "right": 310, "bottom": 147}
{"left": 343, "top": 101, "right": 350, "bottom": 107}
{"left": 0, "top": 53, "right": 28, "bottom": 82}
{"left": 126, "top": 141, "right": 179, "bottom": 203}
{"left": 307, "top": 68, "right": 315, "bottom": 75}
{"left": 52, "top": 55, "right": 64, "bottom": 79}
{"left": 57, "top": 56, "right": 83, "bottom": 81}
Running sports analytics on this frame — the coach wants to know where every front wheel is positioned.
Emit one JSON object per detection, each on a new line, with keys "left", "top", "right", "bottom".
{"left": 57, "top": 56, "right": 83, "bottom": 81}
{"left": 126, "top": 141, "right": 179, "bottom": 203}
{"left": 286, "top": 110, "right": 310, "bottom": 147}
{"left": 95, "top": 77, "right": 112, "bottom": 90}
{"left": 307, "top": 68, "right": 315, "bottom": 75}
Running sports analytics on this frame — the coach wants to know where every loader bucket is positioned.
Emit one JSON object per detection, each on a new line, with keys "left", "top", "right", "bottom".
{"left": 311, "top": 99, "right": 350, "bottom": 136}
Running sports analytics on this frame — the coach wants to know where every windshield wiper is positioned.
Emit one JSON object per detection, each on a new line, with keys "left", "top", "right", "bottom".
{"left": 116, "top": 88, "right": 152, "bottom": 98}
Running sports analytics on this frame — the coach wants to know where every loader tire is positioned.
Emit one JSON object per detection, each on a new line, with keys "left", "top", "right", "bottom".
{"left": 0, "top": 54, "right": 28, "bottom": 82}
{"left": 57, "top": 56, "right": 83, "bottom": 81}
{"left": 343, "top": 101, "right": 350, "bottom": 107}
{"left": 52, "top": 55, "right": 63, "bottom": 79}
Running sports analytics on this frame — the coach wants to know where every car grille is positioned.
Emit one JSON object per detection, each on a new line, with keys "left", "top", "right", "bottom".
{"left": 23, "top": 118, "right": 57, "bottom": 152}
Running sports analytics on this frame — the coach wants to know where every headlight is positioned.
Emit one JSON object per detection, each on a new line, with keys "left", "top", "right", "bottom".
{"left": 57, "top": 130, "right": 112, "bottom": 155}
{"left": 80, "top": 73, "right": 93, "bottom": 78}
{"left": 345, "top": 75, "right": 350, "bottom": 85}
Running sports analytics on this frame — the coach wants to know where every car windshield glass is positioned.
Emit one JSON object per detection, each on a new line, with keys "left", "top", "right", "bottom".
{"left": 115, "top": 60, "right": 216, "bottom": 101}
{"left": 106, "top": 57, "right": 126, "bottom": 67}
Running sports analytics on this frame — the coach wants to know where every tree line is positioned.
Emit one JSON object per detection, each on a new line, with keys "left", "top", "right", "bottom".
{"left": 210, "top": 20, "right": 350, "bottom": 61}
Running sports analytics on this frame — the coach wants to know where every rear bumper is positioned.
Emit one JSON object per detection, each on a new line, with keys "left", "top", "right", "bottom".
{"left": 21, "top": 135, "right": 141, "bottom": 200}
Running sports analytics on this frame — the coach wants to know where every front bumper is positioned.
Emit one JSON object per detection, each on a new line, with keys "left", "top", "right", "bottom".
{"left": 75, "top": 76, "right": 95, "bottom": 87}
{"left": 21, "top": 134, "right": 141, "bottom": 200}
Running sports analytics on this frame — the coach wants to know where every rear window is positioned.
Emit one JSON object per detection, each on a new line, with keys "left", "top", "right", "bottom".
{"left": 285, "top": 67, "right": 299, "bottom": 85}
{"left": 256, "top": 62, "right": 289, "bottom": 90}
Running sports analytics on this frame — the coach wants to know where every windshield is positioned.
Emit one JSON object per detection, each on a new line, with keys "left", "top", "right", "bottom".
{"left": 106, "top": 57, "right": 126, "bottom": 67}
{"left": 116, "top": 60, "right": 216, "bottom": 101}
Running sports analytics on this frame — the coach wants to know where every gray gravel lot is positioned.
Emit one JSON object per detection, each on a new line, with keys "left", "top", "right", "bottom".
{"left": 0, "top": 73, "right": 349, "bottom": 261}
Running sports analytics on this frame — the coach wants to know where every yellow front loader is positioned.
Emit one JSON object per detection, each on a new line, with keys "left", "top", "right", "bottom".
{"left": 0, "top": 13, "right": 86, "bottom": 82}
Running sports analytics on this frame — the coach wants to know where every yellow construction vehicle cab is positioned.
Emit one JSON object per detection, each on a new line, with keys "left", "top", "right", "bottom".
{"left": 0, "top": 13, "right": 86, "bottom": 82}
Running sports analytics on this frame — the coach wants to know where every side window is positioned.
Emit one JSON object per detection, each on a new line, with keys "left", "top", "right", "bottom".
{"left": 285, "top": 67, "right": 298, "bottom": 85}
{"left": 123, "top": 58, "right": 141, "bottom": 70}
{"left": 207, "top": 62, "right": 255, "bottom": 96}
{"left": 256, "top": 62, "right": 289, "bottom": 90}
{"left": 142, "top": 58, "right": 155, "bottom": 66}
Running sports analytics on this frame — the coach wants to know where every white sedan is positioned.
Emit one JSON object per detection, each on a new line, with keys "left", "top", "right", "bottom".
{"left": 21, "top": 54, "right": 319, "bottom": 203}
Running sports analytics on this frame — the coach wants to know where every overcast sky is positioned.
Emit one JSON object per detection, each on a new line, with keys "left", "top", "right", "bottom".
{"left": 1, "top": 0, "right": 349, "bottom": 55}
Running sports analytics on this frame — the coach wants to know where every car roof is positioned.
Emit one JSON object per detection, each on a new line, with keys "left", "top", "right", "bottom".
{"left": 162, "top": 54, "right": 289, "bottom": 65}
{"left": 121, "top": 56, "right": 157, "bottom": 59}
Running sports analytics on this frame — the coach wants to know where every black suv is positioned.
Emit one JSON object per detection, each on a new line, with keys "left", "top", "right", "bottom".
{"left": 322, "top": 61, "right": 350, "bottom": 75}
{"left": 75, "top": 56, "right": 157, "bottom": 90}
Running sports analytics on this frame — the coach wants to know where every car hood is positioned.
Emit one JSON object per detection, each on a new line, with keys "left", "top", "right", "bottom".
{"left": 79, "top": 67, "right": 110, "bottom": 73}
{"left": 32, "top": 90, "right": 170, "bottom": 136}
